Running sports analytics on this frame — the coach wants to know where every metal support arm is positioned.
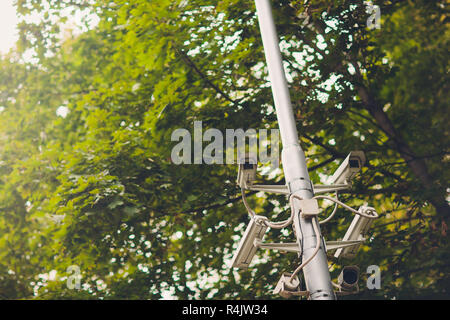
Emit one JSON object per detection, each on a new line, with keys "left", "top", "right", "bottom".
{"left": 247, "top": 183, "right": 350, "bottom": 195}
{"left": 254, "top": 239, "right": 365, "bottom": 253}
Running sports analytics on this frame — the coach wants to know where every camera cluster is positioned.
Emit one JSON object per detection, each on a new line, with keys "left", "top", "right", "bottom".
{"left": 230, "top": 151, "right": 379, "bottom": 298}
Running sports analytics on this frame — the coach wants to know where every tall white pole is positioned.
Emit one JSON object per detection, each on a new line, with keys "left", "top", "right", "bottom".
{"left": 254, "top": 0, "right": 335, "bottom": 300}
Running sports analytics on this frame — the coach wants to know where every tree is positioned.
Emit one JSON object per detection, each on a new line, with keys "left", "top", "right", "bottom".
{"left": 0, "top": 0, "right": 448, "bottom": 299}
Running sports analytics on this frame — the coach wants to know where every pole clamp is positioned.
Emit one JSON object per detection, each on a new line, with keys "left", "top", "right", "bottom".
{"left": 288, "top": 178, "right": 313, "bottom": 194}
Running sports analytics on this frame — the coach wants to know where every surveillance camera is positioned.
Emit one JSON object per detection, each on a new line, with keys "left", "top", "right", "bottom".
{"left": 230, "top": 215, "right": 268, "bottom": 269}
{"left": 328, "top": 151, "right": 366, "bottom": 185}
{"left": 237, "top": 154, "right": 257, "bottom": 188}
{"left": 273, "top": 272, "right": 303, "bottom": 298}
{"left": 334, "top": 206, "right": 377, "bottom": 259}
{"left": 338, "top": 265, "right": 359, "bottom": 291}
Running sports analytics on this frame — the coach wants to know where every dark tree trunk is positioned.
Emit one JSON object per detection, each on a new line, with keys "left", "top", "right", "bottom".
{"left": 356, "top": 85, "right": 449, "bottom": 216}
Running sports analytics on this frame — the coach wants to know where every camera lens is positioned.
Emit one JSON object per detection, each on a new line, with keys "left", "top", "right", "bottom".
{"left": 349, "top": 159, "right": 360, "bottom": 168}
{"left": 343, "top": 269, "right": 358, "bottom": 285}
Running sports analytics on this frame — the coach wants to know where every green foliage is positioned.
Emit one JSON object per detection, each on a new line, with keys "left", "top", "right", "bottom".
{"left": 0, "top": 0, "right": 448, "bottom": 299}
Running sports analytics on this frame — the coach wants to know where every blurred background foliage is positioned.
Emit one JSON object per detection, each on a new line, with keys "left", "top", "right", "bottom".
{"left": 0, "top": 0, "right": 448, "bottom": 299}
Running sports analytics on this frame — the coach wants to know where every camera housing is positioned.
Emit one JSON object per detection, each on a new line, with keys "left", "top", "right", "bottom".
{"left": 328, "top": 151, "right": 366, "bottom": 185}
{"left": 230, "top": 215, "right": 268, "bottom": 269}
{"left": 334, "top": 206, "right": 377, "bottom": 259}
{"left": 273, "top": 272, "right": 305, "bottom": 298}
{"left": 237, "top": 155, "right": 257, "bottom": 188}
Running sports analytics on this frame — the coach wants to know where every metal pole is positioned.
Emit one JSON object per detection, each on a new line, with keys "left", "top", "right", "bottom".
{"left": 254, "top": 0, "right": 335, "bottom": 300}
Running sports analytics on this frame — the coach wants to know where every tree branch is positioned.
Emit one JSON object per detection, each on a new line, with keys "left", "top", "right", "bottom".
{"left": 352, "top": 72, "right": 449, "bottom": 215}
{"left": 175, "top": 47, "right": 240, "bottom": 107}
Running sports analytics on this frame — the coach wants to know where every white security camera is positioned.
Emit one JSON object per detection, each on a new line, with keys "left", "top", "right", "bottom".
{"left": 328, "top": 151, "right": 366, "bottom": 185}
{"left": 338, "top": 265, "right": 360, "bottom": 291}
{"left": 334, "top": 206, "right": 377, "bottom": 259}
{"left": 230, "top": 215, "right": 268, "bottom": 269}
{"left": 237, "top": 155, "right": 257, "bottom": 189}
{"left": 273, "top": 272, "right": 303, "bottom": 298}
